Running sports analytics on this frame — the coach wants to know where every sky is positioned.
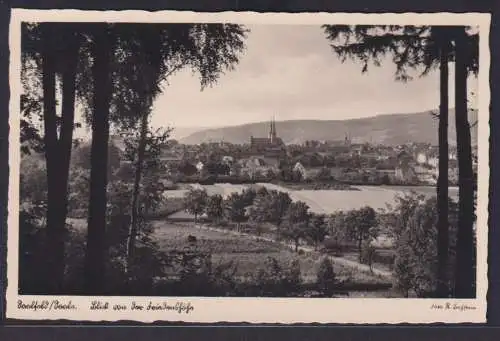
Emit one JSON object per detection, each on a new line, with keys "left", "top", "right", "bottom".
{"left": 75, "top": 24, "right": 478, "bottom": 139}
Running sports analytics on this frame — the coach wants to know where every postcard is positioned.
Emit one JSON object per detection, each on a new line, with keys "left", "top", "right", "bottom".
{"left": 6, "top": 9, "right": 490, "bottom": 323}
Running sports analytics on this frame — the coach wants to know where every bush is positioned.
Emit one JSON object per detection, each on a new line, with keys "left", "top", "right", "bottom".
{"left": 199, "top": 175, "right": 217, "bottom": 185}
{"left": 322, "top": 238, "right": 344, "bottom": 255}
{"left": 20, "top": 155, "right": 47, "bottom": 203}
{"left": 19, "top": 207, "right": 87, "bottom": 295}
{"left": 144, "top": 198, "right": 185, "bottom": 219}
{"left": 371, "top": 250, "right": 396, "bottom": 268}
{"left": 153, "top": 253, "right": 239, "bottom": 297}
{"left": 250, "top": 257, "right": 302, "bottom": 297}
{"left": 316, "top": 257, "right": 337, "bottom": 297}
{"left": 60, "top": 174, "right": 173, "bottom": 295}
{"left": 391, "top": 195, "right": 458, "bottom": 298}
{"left": 18, "top": 209, "right": 48, "bottom": 294}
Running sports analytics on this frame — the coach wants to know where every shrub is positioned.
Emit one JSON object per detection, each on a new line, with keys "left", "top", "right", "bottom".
{"left": 322, "top": 237, "right": 345, "bottom": 256}
{"left": 251, "top": 257, "right": 302, "bottom": 297}
{"left": 199, "top": 175, "right": 217, "bottom": 185}
{"left": 371, "top": 250, "right": 396, "bottom": 268}
{"left": 391, "top": 195, "right": 458, "bottom": 298}
{"left": 145, "top": 197, "right": 185, "bottom": 219}
{"left": 62, "top": 175, "right": 173, "bottom": 295}
{"left": 20, "top": 155, "right": 47, "bottom": 203}
{"left": 316, "top": 257, "right": 337, "bottom": 297}
{"left": 154, "top": 253, "right": 239, "bottom": 297}
{"left": 18, "top": 209, "right": 48, "bottom": 294}
{"left": 19, "top": 208, "right": 88, "bottom": 295}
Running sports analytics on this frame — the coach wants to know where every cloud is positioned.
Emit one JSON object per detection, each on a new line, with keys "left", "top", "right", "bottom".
{"left": 150, "top": 24, "right": 478, "bottom": 129}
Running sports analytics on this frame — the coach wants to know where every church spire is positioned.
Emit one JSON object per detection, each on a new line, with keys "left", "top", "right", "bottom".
{"left": 344, "top": 132, "right": 351, "bottom": 146}
{"left": 269, "top": 116, "right": 274, "bottom": 140}
{"left": 272, "top": 115, "right": 277, "bottom": 139}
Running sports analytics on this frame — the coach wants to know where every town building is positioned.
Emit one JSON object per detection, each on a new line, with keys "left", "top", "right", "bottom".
{"left": 221, "top": 155, "right": 235, "bottom": 165}
{"left": 238, "top": 155, "right": 279, "bottom": 179}
{"left": 395, "top": 164, "right": 417, "bottom": 183}
{"left": 195, "top": 161, "right": 205, "bottom": 173}
{"left": 292, "top": 162, "right": 331, "bottom": 180}
{"left": 250, "top": 116, "right": 284, "bottom": 151}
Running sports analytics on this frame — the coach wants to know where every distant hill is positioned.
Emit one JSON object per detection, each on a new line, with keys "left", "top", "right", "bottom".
{"left": 179, "top": 109, "right": 479, "bottom": 146}
{"left": 170, "top": 126, "right": 219, "bottom": 140}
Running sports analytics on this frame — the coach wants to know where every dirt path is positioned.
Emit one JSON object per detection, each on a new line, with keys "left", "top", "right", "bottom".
{"left": 192, "top": 223, "right": 392, "bottom": 279}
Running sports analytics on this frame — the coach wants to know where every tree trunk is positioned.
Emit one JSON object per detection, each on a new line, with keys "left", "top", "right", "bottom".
{"left": 437, "top": 34, "right": 450, "bottom": 298}
{"left": 39, "top": 25, "right": 80, "bottom": 294}
{"left": 126, "top": 111, "right": 149, "bottom": 270}
{"left": 58, "top": 32, "right": 79, "bottom": 222}
{"left": 84, "top": 26, "right": 114, "bottom": 294}
{"left": 41, "top": 24, "right": 63, "bottom": 293}
{"left": 453, "top": 28, "right": 475, "bottom": 298}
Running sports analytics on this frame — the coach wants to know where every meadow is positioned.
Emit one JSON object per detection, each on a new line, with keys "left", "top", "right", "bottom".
{"left": 151, "top": 220, "right": 392, "bottom": 289}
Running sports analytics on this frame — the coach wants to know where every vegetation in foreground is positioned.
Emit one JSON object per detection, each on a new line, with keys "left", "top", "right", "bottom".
{"left": 152, "top": 222, "right": 390, "bottom": 287}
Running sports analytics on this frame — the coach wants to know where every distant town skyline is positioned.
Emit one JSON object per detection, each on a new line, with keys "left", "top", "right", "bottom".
{"left": 72, "top": 24, "right": 478, "bottom": 140}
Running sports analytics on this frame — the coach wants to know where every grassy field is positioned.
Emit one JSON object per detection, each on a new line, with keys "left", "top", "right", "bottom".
{"left": 151, "top": 220, "right": 390, "bottom": 286}
{"left": 64, "top": 217, "right": 396, "bottom": 296}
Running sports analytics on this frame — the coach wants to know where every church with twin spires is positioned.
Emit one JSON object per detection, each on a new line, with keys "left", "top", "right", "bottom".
{"left": 250, "top": 116, "right": 284, "bottom": 151}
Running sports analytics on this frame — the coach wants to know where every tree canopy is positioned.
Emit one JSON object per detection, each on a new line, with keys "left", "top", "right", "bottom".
{"left": 322, "top": 25, "right": 478, "bottom": 81}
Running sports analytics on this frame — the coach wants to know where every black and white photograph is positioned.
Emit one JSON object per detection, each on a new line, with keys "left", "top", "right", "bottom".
{"left": 7, "top": 10, "right": 490, "bottom": 323}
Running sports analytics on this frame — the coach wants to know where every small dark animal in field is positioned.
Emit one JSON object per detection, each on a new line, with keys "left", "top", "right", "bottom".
{"left": 187, "top": 235, "right": 197, "bottom": 243}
